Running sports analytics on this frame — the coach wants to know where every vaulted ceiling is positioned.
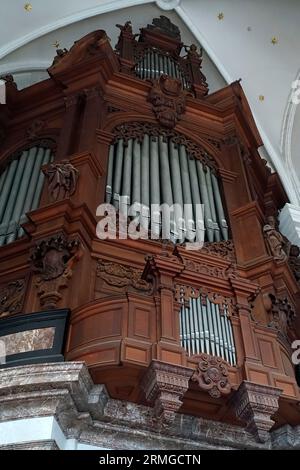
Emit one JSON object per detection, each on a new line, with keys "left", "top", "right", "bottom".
{"left": 0, "top": 0, "right": 299, "bottom": 204}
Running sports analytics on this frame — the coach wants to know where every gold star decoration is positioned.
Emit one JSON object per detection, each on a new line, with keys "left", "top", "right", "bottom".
{"left": 24, "top": 3, "right": 32, "bottom": 12}
{"left": 218, "top": 12, "right": 224, "bottom": 21}
{"left": 271, "top": 36, "right": 278, "bottom": 45}
{"left": 259, "top": 95, "right": 265, "bottom": 102}
{"left": 52, "top": 41, "right": 60, "bottom": 48}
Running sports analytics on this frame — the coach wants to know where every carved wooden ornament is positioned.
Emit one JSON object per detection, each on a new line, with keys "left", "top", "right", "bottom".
{"left": 192, "top": 353, "right": 232, "bottom": 398}
{"left": 148, "top": 74, "right": 189, "bottom": 129}
{"left": 44, "top": 161, "right": 79, "bottom": 202}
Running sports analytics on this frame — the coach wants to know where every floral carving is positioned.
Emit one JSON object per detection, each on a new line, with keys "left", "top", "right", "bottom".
{"left": 30, "top": 234, "right": 80, "bottom": 309}
{"left": 96, "top": 259, "right": 152, "bottom": 294}
{"left": 0, "top": 280, "right": 26, "bottom": 318}
{"left": 148, "top": 74, "right": 190, "bottom": 129}
{"left": 192, "top": 353, "right": 232, "bottom": 398}
{"left": 44, "top": 160, "right": 79, "bottom": 201}
{"left": 200, "top": 240, "right": 236, "bottom": 263}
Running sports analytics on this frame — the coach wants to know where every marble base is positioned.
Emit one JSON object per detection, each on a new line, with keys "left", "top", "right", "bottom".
{"left": 0, "top": 362, "right": 299, "bottom": 450}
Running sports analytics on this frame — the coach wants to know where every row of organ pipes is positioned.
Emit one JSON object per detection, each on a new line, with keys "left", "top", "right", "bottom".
{"left": 179, "top": 295, "right": 236, "bottom": 366}
{"left": 0, "top": 146, "right": 52, "bottom": 246}
{"left": 106, "top": 134, "right": 228, "bottom": 242}
{"left": 135, "top": 48, "right": 190, "bottom": 89}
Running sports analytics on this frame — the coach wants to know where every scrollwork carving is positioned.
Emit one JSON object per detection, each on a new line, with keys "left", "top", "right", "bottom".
{"left": 200, "top": 240, "right": 236, "bottom": 263}
{"left": 174, "top": 284, "right": 234, "bottom": 315}
{"left": 0, "top": 279, "right": 26, "bottom": 318}
{"left": 96, "top": 259, "right": 152, "bottom": 294}
{"left": 148, "top": 74, "right": 190, "bottom": 129}
{"left": 192, "top": 353, "right": 232, "bottom": 398}
{"left": 147, "top": 15, "right": 181, "bottom": 39}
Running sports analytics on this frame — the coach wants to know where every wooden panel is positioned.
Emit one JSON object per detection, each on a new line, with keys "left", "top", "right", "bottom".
{"left": 68, "top": 302, "right": 125, "bottom": 350}
{"left": 246, "top": 366, "right": 270, "bottom": 385}
{"left": 128, "top": 300, "right": 155, "bottom": 341}
{"left": 67, "top": 341, "right": 120, "bottom": 365}
{"left": 258, "top": 338, "right": 277, "bottom": 368}
{"left": 121, "top": 339, "right": 152, "bottom": 365}
{"left": 274, "top": 377, "right": 298, "bottom": 398}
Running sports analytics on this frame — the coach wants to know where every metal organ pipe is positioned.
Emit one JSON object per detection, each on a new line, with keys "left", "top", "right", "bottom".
{"left": 106, "top": 134, "right": 229, "bottom": 243}
{"left": 179, "top": 295, "right": 236, "bottom": 366}
{"left": 0, "top": 145, "right": 53, "bottom": 246}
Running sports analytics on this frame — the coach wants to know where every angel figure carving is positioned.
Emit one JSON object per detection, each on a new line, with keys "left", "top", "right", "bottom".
{"left": 44, "top": 160, "right": 79, "bottom": 201}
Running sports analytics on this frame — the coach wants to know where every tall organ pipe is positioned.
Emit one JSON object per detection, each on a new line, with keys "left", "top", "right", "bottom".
{"left": 179, "top": 295, "right": 236, "bottom": 365}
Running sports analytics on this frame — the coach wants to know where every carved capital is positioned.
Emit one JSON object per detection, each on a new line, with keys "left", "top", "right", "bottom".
{"left": 141, "top": 360, "right": 192, "bottom": 424}
{"left": 43, "top": 160, "right": 79, "bottom": 202}
{"left": 148, "top": 75, "right": 189, "bottom": 128}
{"left": 30, "top": 233, "right": 81, "bottom": 309}
{"left": 192, "top": 353, "right": 232, "bottom": 398}
{"left": 233, "top": 381, "right": 281, "bottom": 443}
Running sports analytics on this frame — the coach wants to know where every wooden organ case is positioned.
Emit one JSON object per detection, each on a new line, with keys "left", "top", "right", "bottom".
{"left": 0, "top": 16, "right": 299, "bottom": 443}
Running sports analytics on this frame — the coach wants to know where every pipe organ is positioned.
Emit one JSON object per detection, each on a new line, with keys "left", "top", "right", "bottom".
{"left": 0, "top": 15, "right": 299, "bottom": 448}
{"left": 179, "top": 294, "right": 236, "bottom": 366}
{"left": 106, "top": 132, "right": 228, "bottom": 242}
{"left": 135, "top": 48, "right": 190, "bottom": 89}
{"left": 0, "top": 143, "right": 53, "bottom": 246}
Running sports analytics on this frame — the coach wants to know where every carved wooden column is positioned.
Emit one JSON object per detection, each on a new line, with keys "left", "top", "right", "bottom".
{"left": 55, "top": 92, "right": 83, "bottom": 160}
{"left": 231, "top": 277, "right": 261, "bottom": 366}
{"left": 143, "top": 252, "right": 185, "bottom": 365}
{"left": 230, "top": 202, "right": 268, "bottom": 266}
{"left": 96, "top": 129, "right": 114, "bottom": 204}
{"left": 221, "top": 137, "right": 251, "bottom": 212}
{"left": 78, "top": 88, "right": 103, "bottom": 154}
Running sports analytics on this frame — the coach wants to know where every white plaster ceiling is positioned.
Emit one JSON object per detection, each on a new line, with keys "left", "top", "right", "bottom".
{"left": 0, "top": 0, "right": 299, "bottom": 204}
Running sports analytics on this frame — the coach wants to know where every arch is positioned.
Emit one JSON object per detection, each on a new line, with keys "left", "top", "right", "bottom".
{"left": 280, "top": 67, "right": 300, "bottom": 205}
{"left": 102, "top": 112, "right": 223, "bottom": 169}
